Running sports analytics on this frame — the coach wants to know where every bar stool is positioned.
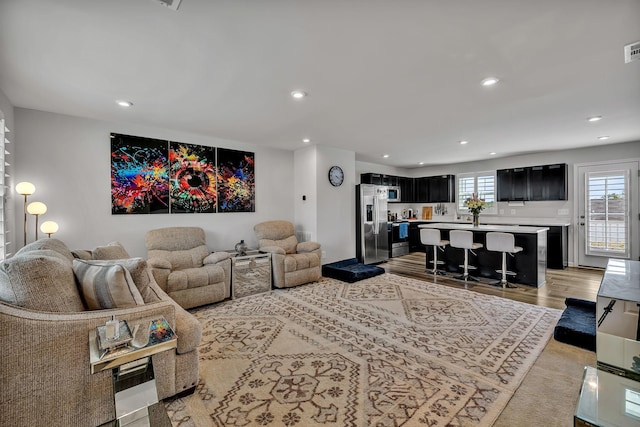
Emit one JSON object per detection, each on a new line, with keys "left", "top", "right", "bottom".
{"left": 420, "top": 229, "right": 449, "bottom": 275}
{"left": 449, "top": 230, "right": 483, "bottom": 281}
{"left": 485, "top": 232, "right": 523, "bottom": 288}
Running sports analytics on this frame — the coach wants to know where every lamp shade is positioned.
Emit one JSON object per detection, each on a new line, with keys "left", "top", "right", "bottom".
{"left": 40, "top": 221, "right": 59, "bottom": 235}
{"left": 16, "top": 182, "right": 35, "bottom": 195}
{"left": 27, "top": 201, "right": 47, "bottom": 215}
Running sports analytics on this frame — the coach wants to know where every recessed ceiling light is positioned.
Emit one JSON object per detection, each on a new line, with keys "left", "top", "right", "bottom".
{"left": 459, "top": 140, "right": 469, "bottom": 145}
{"left": 587, "top": 116, "right": 602, "bottom": 122}
{"left": 489, "top": 152, "right": 497, "bottom": 155}
{"left": 418, "top": 162, "right": 425, "bottom": 165}
{"left": 598, "top": 136, "right": 610, "bottom": 140}
{"left": 116, "top": 100, "right": 133, "bottom": 107}
{"left": 302, "top": 138, "right": 311, "bottom": 144}
{"left": 291, "top": 90, "right": 307, "bottom": 99}
{"left": 382, "top": 154, "right": 390, "bottom": 158}
{"left": 481, "top": 77, "right": 500, "bottom": 86}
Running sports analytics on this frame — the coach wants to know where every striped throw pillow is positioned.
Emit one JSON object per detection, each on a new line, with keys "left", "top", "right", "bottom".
{"left": 73, "top": 259, "right": 144, "bottom": 310}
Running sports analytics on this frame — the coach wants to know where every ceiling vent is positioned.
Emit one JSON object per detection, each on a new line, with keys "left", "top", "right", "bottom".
{"left": 624, "top": 41, "right": 640, "bottom": 64}
{"left": 151, "top": 0, "right": 181, "bottom": 11}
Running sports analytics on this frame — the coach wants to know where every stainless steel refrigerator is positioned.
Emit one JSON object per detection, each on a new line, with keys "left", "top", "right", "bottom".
{"left": 356, "top": 184, "right": 389, "bottom": 264}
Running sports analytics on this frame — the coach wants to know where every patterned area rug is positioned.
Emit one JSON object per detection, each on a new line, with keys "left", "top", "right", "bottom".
{"left": 166, "top": 274, "right": 561, "bottom": 426}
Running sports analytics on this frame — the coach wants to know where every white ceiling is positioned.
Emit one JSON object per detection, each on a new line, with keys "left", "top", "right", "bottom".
{"left": 1, "top": 0, "right": 639, "bottom": 167}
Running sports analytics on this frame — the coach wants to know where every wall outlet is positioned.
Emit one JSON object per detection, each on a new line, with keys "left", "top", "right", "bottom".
{"left": 322, "top": 250, "right": 327, "bottom": 258}
{"left": 558, "top": 208, "right": 569, "bottom": 216}
{"left": 510, "top": 209, "right": 516, "bottom": 215}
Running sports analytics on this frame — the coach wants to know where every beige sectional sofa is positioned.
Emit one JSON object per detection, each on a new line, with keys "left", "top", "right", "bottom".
{"left": 0, "top": 239, "right": 202, "bottom": 427}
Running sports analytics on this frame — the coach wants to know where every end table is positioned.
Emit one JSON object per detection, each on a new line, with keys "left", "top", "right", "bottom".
{"left": 90, "top": 317, "right": 176, "bottom": 427}
{"left": 228, "top": 250, "right": 272, "bottom": 299}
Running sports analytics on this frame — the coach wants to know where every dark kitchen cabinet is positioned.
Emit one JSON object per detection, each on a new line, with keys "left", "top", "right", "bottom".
{"left": 360, "top": 173, "right": 400, "bottom": 188}
{"left": 497, "top": 168, "right": 528, "bottom": 201}
{"left": 529, "top": 164, "right": 567, "bottom": 201}
{"left": 398, "top": 176, "right": 414, "bottom": 202}
{"left": 408, "top": 222, "right": 425, "bottom": 252}
{"left": 360, "top": 173, "right": 383, "bottom": 185}
{"left": 382, "top": 175, "right": 399, "bottom": 186}
{"left": 427, "top": 175, "right": 455, "bottom": 203}
{"left": 360, "top": 173, "right": 456, "bottom": 203}
{"left": 414, "top": 177, "right": 429, "bottom": 202}
{"left": 497, "top": 164, "right": 567, "bottom": 201}
{"left": 531, "top": 225, "right": 568, "bottom": 269}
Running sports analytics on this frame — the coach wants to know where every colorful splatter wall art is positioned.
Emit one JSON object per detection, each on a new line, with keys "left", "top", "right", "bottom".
{"left": 217, "top": 148, "right": 255, "bottom": 212}
{"left": 169, "top": 141, "right": 217, "bottom": 213}
{"left": 111, "top": 133, "right": 169, "bottom": 214}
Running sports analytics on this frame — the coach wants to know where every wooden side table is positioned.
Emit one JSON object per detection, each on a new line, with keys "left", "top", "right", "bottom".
{"left": 229, "top": 251, "right": 272, "bottom": 299}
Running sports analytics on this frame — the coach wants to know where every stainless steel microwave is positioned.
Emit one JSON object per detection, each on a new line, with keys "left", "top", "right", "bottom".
{"left": 387, "top": 186, "right": 401, "bottom": 202}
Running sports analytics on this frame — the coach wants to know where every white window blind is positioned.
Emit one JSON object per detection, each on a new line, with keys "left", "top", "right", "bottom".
{"left": 457, "top": 171, "right": 497, "bottom": 214}
{"left": 0, "top": 118, "right": 8, "bottom": 259}
{"left": 586, "top": 170, "right": 629, "bottom": 257}
{"left": 458, "top": 175, "right": 475, "bottom": 210}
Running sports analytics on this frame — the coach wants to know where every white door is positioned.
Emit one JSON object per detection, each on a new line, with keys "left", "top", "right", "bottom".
{"left": 577, "top": 161, "right": 639, "bottom": 268}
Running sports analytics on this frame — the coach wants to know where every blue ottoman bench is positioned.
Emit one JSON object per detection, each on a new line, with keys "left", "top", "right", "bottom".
{"left": 553, "top": 297, "right": 596, "bottom": 351}
{"left": 322, "top": 258, "right": 385, "bottom": 283}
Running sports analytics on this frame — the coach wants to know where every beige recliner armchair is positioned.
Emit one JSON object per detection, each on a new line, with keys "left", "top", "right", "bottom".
{"left": 254, "top": 220, "right": 322, "bottom": 288}
{"left": 146, "top": 227, "right": 231, "bottom": 308}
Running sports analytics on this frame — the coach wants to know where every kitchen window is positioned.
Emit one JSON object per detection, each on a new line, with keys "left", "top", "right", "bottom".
{"left": 457, "top": 172, "right": 497, "bottom": 214}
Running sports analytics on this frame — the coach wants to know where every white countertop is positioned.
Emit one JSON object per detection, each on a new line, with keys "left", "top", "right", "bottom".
{"left": 407, "top": 218, "right": 571, "bottom": 227}
{"left": 418, "top": 222, "right": 549, "bottom": 234}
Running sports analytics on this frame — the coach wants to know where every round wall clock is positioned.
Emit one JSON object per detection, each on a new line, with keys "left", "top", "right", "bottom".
{"left": 328, "top": 165, "right": 344, "bottom": 187}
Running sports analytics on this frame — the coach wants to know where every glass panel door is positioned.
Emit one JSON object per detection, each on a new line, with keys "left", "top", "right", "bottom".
{"left": 578, "top": 161, "right": 638, "bottom": 268}
{"left": 586, "top": 170, "right": 629, "bottom": 258}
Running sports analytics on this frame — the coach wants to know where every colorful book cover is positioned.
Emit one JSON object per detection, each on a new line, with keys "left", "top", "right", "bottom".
{"left": 148, "top": 317, "right": 177, "bottom": 345}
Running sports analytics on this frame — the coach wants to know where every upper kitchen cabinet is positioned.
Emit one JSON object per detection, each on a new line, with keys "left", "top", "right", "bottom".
{"left": 413, "top": 175, "right": 455, "bottom": 203}
{"left": 427, "top": 175, "right": 455, "bottom": 203}
{"left": 528, "top": 164, "right": 568, "bottom": 201}
{"left": 497, "top": 163, "right": 567, "bottom": 201}
{"left": 360, "top": 173, "right": 399, "bottom": 187}
{"left": 360, "top": 173, "right": 455, "bottom": 203}
{"left": 360, "top": 173, "right": 383, "bottom": 185}
{"left": 382, "top": 175, "right": 399, "bottom": 186}
{"left": 398, "top": 176, "right": 415, "bottom": 203}
{"left": 497, "top": 168, "right": 528, "bottom": 201}
{"left": 414, "top": 177, "right": 429, "bottom": 202}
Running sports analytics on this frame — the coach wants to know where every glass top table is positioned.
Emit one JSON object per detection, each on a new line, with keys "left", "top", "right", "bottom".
{"left": 575, "top": 366, "right": 640, "bottom": 426}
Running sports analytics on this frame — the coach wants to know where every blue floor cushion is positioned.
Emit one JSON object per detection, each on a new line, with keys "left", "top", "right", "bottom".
{"left": 553, "top": 297, "right": 596, "bottom": 352}
{"left": 322, "top": 258, "right": 385, "bottom": 283}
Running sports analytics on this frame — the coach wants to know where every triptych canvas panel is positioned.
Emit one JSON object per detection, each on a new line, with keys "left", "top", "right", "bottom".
{"left": 110, "top": 133, "right": 255, "bottom": 214}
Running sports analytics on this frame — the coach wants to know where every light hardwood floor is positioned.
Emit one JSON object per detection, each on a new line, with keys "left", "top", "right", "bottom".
{"left": 383, "top": 252, "right": 604, "bottom": 310}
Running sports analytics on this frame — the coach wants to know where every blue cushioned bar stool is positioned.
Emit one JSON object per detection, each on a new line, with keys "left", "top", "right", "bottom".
{"left": 420, "top": 229, "right": 449, "bottom": 275}
{"left": 485, "top": 232, "right": 523, "bottom": 288}
{"left": 449, "top": 230, "right": 483, "bottom": 282}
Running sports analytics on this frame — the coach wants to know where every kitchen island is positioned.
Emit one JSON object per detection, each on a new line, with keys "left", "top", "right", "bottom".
{"left": 418, "top": 223, "right": 549, "bottom": 287}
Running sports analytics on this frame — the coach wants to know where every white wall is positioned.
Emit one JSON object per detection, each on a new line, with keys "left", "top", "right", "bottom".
{"left": 316, "top": 146, "right": 356, "bottom": 264}
{"left": 294, "top": 146, "right": 318, "bottom": 241}
{"left": 14, "top": 108, "right": 295, "bottom": 257}
{"left": 294, "top": 145, "right": 356, "bottom": 264}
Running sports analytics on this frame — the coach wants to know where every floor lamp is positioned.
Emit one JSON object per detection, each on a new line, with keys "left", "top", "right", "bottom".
{"left": 27, "top": 201, "right": 47, "bottom": 241}
{"left": 40, "top": 221, "right": 59, "bottom": 238}
{"left": 15, "top": 182, "right": 35, "bottom": 246}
